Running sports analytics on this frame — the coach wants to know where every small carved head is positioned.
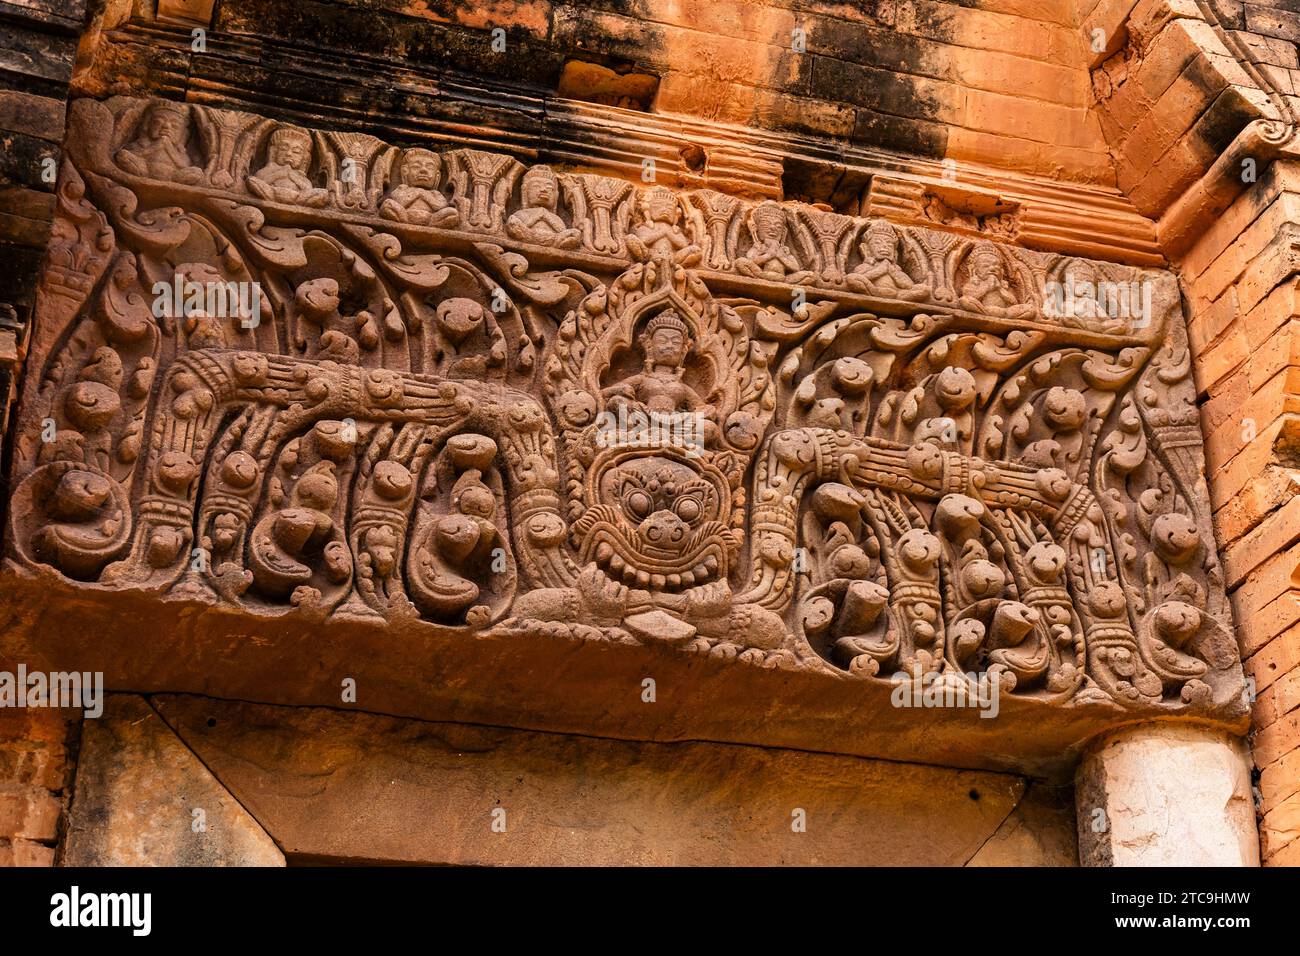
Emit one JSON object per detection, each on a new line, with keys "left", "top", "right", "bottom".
{"left": 863, "top": 219, "right": 900, "bottom": 261}
{"left": 142, "top": 102, "right": 188, "bottom": 143}
{"left": 1064, "top": 259, "right": 1098, "bottom": 294}
{"left": 639, "top": 309, "right": 692, "bottom": 368}
{"left": 750, "top": 201, "right": 787, "bottom": 243}
{"left": 641, "top": 186, "right": 680, "bottom": 225}
{"left": 267, "top": 127, "right": 313, "bottom": 171}
{"left": 401, "top": 148, "right": 442, "bottom": 189}
{"left": 521, "top": 166, "right": 559, "bottom": 211}
{"left": 969, "top": 240, "right": 1004, "bottom": 279}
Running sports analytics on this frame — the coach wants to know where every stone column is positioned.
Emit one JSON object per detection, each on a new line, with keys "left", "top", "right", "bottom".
{"left": 1075, "top": 723, "right": 1259, "bottom": 866}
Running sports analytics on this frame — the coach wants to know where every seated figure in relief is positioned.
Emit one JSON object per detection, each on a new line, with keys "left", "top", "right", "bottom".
{"left": 1058, "top": 259, "right": 1128, "bottom": 334}
{"left": 625, "top": 186, "right": 701, "bottom": 265}
{"left": 959, "top": 241, "right": 1034, "bottom": 317}
{"left": 602, "top": 308, "right": 715, "bottom": 424}
{"left": 116, "top": 102, "right": 205, "bottom": 185}
{"left": 846, "top": 220, "right": 929, "bottom": 299}
{"left": 506, "top": 166, "right": 580, "bottom": 248}
{"left": 247, "top": 127, "right": 329, "bottom": 208}
{"left": 735, "top": 201, "right": 805, "bottom": 280}
{"left": 379, "top": 148, "right": 460, "bottom": 227}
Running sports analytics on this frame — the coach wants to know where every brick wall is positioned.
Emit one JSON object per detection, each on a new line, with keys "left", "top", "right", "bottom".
{"left": 0, "top": 0, "right": 91, "bottom": 868}
{"left": 1087, "top": 0, "right": 1300, "bottom": 866}
{"left": 0, "top": 708, "right": 80, "bottom": 866}
{"left": 1180, "top": 156, "right": 1300, "bottom": 867}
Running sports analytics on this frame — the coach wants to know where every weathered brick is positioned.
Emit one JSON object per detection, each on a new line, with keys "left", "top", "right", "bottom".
{"left": 1133, "top": 17, "right": 1212, "bottom": 104}
{"left": 1253, "top": 704, "right": 1300, "bottom": 768}
{"left": 1181, "top": 166, "right": 1292, "bottom": 281}
{"left": 809, "top": 55, "right": 965, "bottom": 121}
{"left": 1206, "top": 367, "right": 1300, "bottom": 473}
{"left": 1265, "top": 831, "right": 1300, "bottom": 865}
{"left": 1260, "top": 737, "right": 1300, "bottom": 807}
{"left": 1258, "top": 665, "right": 1300, "bottom": 730}
{"left": 1246, "top": 4, "right": 1300, "bottom": 44}
{"left": 157, "top": 0, "right": 219, "bottom": 26}
{"left": 1243, "top": 615, "right": 1300, "bottom": 694}
{"left": 1195, "top": 322, "right": 1249, "bottom": 398}
{"left": 0, "top": 785, "right": 61, "bottom": 841}
{"left": 1225, "top": 487, "right": 1300, "bottom": 587}
{"left": 0, "top": 89, "right": 63, "bottom": 141}
{"left": 1259, "top": 788, "right": 1300, "bottom": 858}
{"left": 0, "top": 838, "right": 54, "bottom": 867}
{"left": 944, "top": 126, "right": 1116, "bottom": 184}
{"left": 1235, "top": 588, "right": 1300, "bottom": 659}
{"left": 1248, "top": 319, "right": 1300, "bottom": 394}
{"left": 961, "top": 89, "right": 1100, "bottom": 149}
{"left": 1229, "top": 27, "right": 1299, "bottom": 68}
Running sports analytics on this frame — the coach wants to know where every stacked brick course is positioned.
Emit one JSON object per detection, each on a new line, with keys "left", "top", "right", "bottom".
{"left": 0, "top": 708, "right": 78, "bottom": 866}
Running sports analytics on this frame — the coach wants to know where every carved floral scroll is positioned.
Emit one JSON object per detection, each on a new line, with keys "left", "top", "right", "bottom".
{"left": 5, "top": 96, "right": 1244, "bottom": 719}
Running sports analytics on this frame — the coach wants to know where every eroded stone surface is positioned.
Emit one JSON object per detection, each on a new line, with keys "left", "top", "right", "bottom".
{"left": 1075, "top": 722, "right": 1259, "bottom": 867}
{"left": 153, "top": 694, "right": 1063, "bottom": 866}
{"left": 62, "top": 694, "right": 283, "bottom": 866}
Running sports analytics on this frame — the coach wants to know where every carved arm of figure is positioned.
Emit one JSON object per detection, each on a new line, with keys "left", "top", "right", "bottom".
{"left": 247, "top": 164, "right": 330, "bottom": 208}
{"left": 247, "top": 128, "right": 328, "bottom": 208}
{"left": 736, "top": 243, "right": 803, "bottom": 280}
{"left": 506, "top": 208, "right": 582, "bottom": 248}
{"left": 116, "top": 103, "right": 205, "bottom": 184}
{"left": 114, "top": 148, "right": 149, "bottom": 177}
{"left": 117, "top": 143, "right": 205, "bottom": 185}
{"left": 847, "top": 258, "right": 930, "bottom": 300}
{"left": 626, "top": 223, "right": 702, "bottom": 266}
{"left": 379, "top": 185, "right": 461, "bottom": 227}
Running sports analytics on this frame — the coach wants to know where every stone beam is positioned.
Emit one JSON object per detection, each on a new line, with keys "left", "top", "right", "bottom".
{"left": 0, "top": 95, "right": 1247, "bottom": 782}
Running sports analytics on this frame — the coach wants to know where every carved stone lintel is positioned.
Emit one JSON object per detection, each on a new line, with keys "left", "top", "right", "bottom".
{"left": 4, "top": 96, "right": 1246, "bottom": 738}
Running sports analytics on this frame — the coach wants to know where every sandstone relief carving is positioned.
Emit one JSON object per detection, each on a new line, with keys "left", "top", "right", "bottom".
{"left": 5, "top": 96, "right": 1244, "bottom": 718}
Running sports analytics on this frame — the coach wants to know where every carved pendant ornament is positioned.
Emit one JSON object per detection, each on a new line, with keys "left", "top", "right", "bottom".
{"left": 7, "top": 96, "right": 1244, "bottom": 718}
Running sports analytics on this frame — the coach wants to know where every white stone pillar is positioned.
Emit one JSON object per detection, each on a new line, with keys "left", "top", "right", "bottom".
{"left": 1075, "top": 723, "right": 1259, "bottom": 866}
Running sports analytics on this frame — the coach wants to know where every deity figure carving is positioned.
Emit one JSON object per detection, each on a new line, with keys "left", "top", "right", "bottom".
{"left": 959, "top": 241, "right": 1034, "bottom": 317}
{"left": 1057, "top": 259, "right": 1129, "bottom": 334}
{"left": 247, "top": 127, "right": 328, "bottom": 207}
{"left": 116, "top": 102, "right": 205, "bottom": 184}
{"left": 735, "top": 201, "right": 805, "bottom": 280}
{"left": 626, "top": 186, "right": 701, "bottom": 264}
{"left": 506, "top": 166, "right": 580, "bottom": 248}
{"left": 846, "top": 220, "right": 929, "bottom": 299}
{"left": 601, "top": 309, "right": 715, "bottom": 428}
{"left": 379, "top": 148, "right": 460, "bottom": 227}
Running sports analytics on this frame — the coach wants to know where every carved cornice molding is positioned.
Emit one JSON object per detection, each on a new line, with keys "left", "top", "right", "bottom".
{"left": 84, "top": 20, "right": 1165, "bottom": 266}
{"left": 3, "top": 96, "right": 1245, "bottom": 745}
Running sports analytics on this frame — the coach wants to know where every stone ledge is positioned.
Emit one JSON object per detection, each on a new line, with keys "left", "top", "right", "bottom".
{"left": 0, "top": 568, "right": 1250, "bottom": 781}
